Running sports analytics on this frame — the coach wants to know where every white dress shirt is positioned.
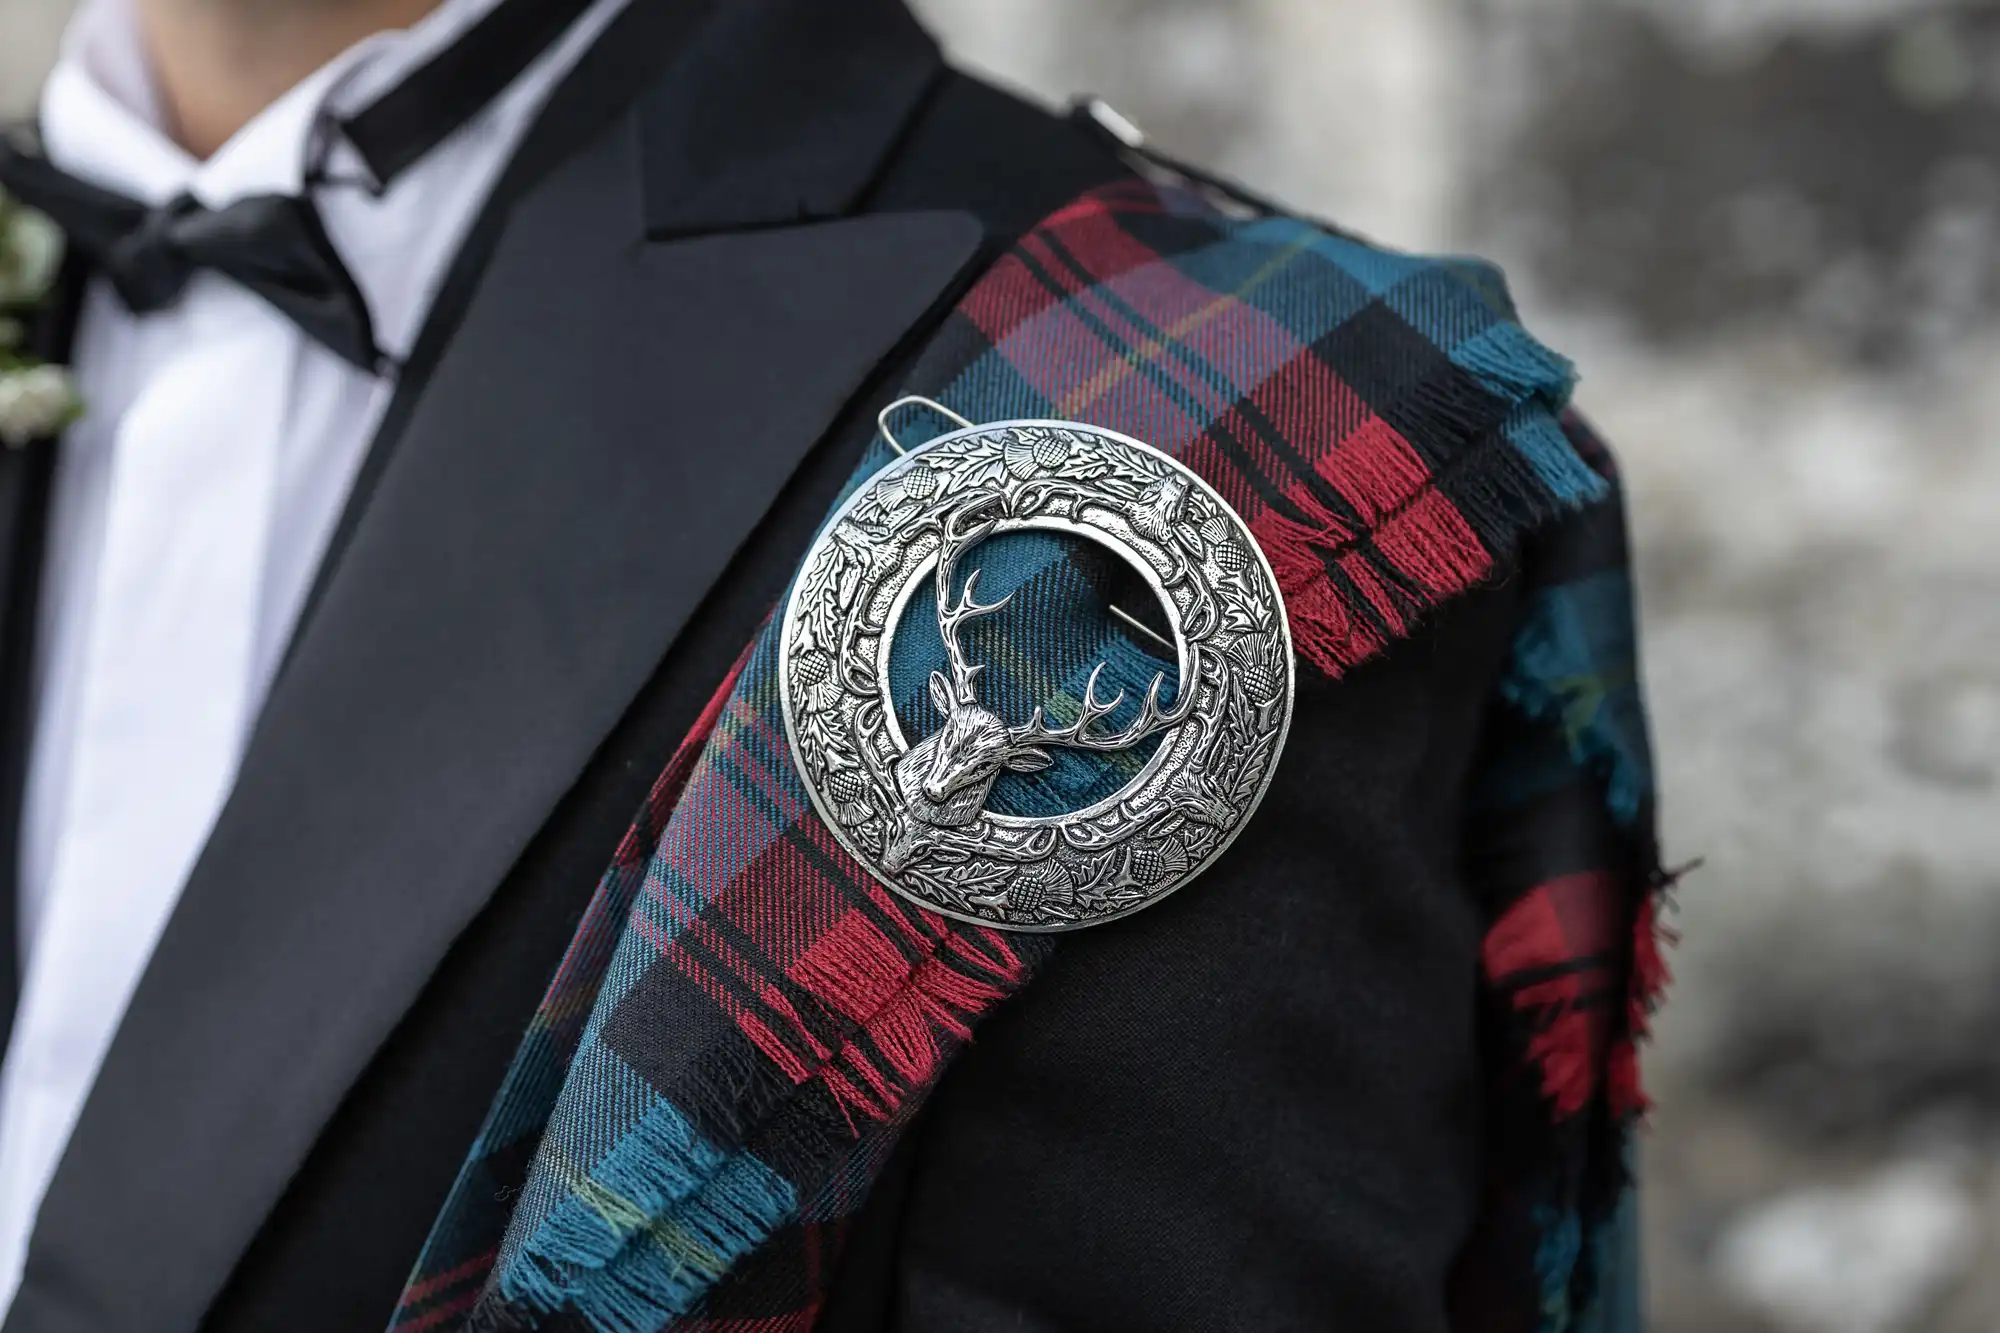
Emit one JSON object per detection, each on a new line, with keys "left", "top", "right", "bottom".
{"left": 0, "top": 0, "right": 627, "bottom": 1309}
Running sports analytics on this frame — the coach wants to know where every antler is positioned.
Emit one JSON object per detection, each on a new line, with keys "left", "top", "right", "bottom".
{"left": 934, "top": 499, "right": 1012, "bottom": 705}
{"left": 1010, "top": 651, "right": 1197, "bottom": 754}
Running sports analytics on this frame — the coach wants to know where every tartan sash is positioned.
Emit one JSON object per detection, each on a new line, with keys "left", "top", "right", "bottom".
{"left": 391, "top": 178, "right": 1662, "bottom": 1333}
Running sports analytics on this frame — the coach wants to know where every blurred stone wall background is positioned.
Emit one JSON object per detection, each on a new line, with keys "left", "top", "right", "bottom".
{"left": 5, "top": 0, "right": 1999, "bottom": 1329}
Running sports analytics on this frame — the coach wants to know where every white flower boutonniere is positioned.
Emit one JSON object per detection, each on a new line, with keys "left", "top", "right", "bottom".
{"left": 0, "top": 186, "right": 81, "bottom": 448}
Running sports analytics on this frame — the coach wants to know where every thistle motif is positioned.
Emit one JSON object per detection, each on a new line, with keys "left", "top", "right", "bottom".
{"left": 0, "top": 187, "right": 80, "bottom": 448}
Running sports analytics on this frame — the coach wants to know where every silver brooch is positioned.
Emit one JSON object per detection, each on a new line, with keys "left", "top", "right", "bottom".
{"left": 779, "top": 407, "right": 1294, "bottom": 932}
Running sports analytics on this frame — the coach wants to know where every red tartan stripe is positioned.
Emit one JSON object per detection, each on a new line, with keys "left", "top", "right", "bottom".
{"left": 395, "top": 1248, "right": 495, "bottom": 1306}
{"left": 787, "top": 907, "right": 917, "bottom": 1026}
{"left": 1178, "top": 409, "right": 1286, "bottom": 527}
{"left": 787, "top": 894, "right": 1029, "bottom": 1122}
{"left": 699, "top": 816, "right": 938, "bottom": 1073}
{"left": 639, "top": 799, "right": 864, "bottom": 1081}
{"left": 1481, "top": 869, "right": 1622, "bottom": 985}
{"left": 1016, "top": 231, "right": 1301, "bottom": 452}
{"left": 1025, "top": 200, "right": 1167, "bottom": 306}
{"left": 710, "top": 817, "right": 861, "bottom": 966}
{"left": 961, "top": 209, "right": 1512, "bottom": 683}
{"left": 1254, "top": 353, "right": 1427, "bottom": 525}
{"left": 1375, "top": 487, "right": 1492, "bottom": 597}
{"left": 955, "top": 194, "right": 1174, "bottom": 348}
{"left": 1243, "top": 482, "right": 1494, "bottom": 677}
{"left": 647, "top": 820, "right": 1030, "bottom": 1124}
{"left": 1110, "top": 265, "right": 1300, "bottom": 409}
{"left": 1518, "top": 988, "right": 1617, "bottom": 1120}
{"left": 388, "top": 1249, "right": 494, "bottom": 1331}
{"left": 391, "top": 1289, "right": 482, "bottom": 1333}
{"left": 1611, "top": 892, "right": 1674, "bottom": 1119}
{"left": 516, "top": 649, "right": 758, "bottom": 1046}
{"left": 1032, "top": 217, "right": 1308, "bottom": 416}
{"left": 651, "top": 906, "right": 837, "bottom": 1081}
{"left": 678, "top": 1311, "right": 821, "bottom": 1333}
{"left": 994, "top": 296, "right": 1211, "bottom": 449}
{"left": 968, "top": 221, "right": 1251, "bottom": 459}
{"left": 813, "top": 924, "right": 1033, "bottom": 1125}
{"left": 1482, "top": 870, "right": 1626, "bottom": 1118}
{"left": 610, "top": 642, "right": 754, "bottom": 869}
{"left": 643, "top": 789, "right": 980, "bottom": 1106}
{"left": 954, "top": 251, "right": 1065, "bottom": 355}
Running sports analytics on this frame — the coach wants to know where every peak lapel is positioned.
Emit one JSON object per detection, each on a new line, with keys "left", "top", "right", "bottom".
{"left": 4, "top": 1, "right": 979, "bottom": 1327}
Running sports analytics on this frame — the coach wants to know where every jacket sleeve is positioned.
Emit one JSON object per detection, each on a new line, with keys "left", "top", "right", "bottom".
{"left": 1451, "top": 413, "right": 1664, "bottom": 1333}
{"left": 817, "top": 570, "right": 1531, "bottom": 1333}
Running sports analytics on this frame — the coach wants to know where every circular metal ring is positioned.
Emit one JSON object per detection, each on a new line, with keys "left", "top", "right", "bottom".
{"left": 779, "top": 418, "right": 1294, "bottom": 931}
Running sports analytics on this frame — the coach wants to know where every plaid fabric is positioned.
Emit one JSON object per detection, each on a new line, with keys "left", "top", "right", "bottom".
{"left": 391, "top": 178, "right": 1661, "bottom": 1333}
{"left": 1454, "top": 413, "right": 1666, "bottom": 1333}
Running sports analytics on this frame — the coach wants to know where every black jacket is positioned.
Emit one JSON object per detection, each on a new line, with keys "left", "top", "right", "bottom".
{"left": 0, "top": 2, "right": 1514, "bottom": 1328}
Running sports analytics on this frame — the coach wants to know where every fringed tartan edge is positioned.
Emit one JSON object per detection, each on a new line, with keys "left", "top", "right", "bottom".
{"left": 488, "top": 915, "right": 1049, "bottom": 1328}
{"left": 458, "top": 632, "right": 1062, "bottom": 1325}
{"left": 1453, "top": 419, "right": 1674, "bottom": 1332}
{"left": 396, "top": 177, "right": 1636, "bottom": 1333}
{"left": 481, "top": 426, "right": 1610, "bottom": 1329}
{"left": 1253, "top": 391, "right": 1603, "bottom": 682}
{"left": 390, "top": 655, "right": 755, "bottom": 1333}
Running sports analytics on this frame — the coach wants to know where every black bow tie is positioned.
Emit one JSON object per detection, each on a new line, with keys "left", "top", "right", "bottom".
{"left": 0, "top": 144, "right": 383, "bottom": 371}
{"left": 0, "top": 0, "right": 597, "bottom": 375}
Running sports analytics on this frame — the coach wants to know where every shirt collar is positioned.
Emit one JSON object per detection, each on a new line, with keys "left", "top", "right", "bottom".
{"left": 39, "top": 0, "right": 508, "bottom": 208}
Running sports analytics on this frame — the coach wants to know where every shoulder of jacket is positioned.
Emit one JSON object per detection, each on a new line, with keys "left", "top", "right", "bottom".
{"left": 1018, "top": 177, "right": 1608, "bottom": 507}
{"left": 906, "top": 176, "right": 1616, "bottom": 678}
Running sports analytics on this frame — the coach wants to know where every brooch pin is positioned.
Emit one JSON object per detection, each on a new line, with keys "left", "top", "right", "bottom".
{"left": 779, "top": 403, "right": 1294, "bottom": 931}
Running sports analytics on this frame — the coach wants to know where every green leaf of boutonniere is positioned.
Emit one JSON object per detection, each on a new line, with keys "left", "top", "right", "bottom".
{"left": 0, "top": 186, "right": 81, "bottom": 448}
{"left": 0, "top": 188, "right": 63, "bottom": 310}
{"left": 0, "top": 364, "right": 82, "bottom": 448}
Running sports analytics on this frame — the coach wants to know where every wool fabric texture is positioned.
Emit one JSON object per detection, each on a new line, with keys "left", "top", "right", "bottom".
{"left": 390, "top": 178, "right": 1662, "bottom": 1333}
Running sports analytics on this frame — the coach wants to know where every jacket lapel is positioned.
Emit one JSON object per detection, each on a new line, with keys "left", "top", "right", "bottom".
{"left": 0, "top": 243, "right": 86, "bottom": 1050}
{"left": 4, "top": 2, "right": 979, "bottom": 1328}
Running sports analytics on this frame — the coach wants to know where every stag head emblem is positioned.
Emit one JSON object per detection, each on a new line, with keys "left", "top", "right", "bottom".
{"left": 881, "top": 500, "right": 1194, "bottom": 871}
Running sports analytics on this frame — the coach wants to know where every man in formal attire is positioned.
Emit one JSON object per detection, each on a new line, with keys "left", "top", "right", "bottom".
{"left": 0, "top": 0, "right": 1668, "bottom": 1329}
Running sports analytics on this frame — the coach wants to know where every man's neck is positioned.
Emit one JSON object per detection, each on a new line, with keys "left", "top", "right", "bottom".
{"left": 134, "top": 0, "right": 446, "bottom": 159}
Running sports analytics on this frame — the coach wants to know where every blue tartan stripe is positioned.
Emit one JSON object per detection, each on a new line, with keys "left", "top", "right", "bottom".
{"left": 1455, "top": 416, "right": 1662, "bottom": 1333}
{"left": 885, "top": 527, "right": 1178, "bottom": 816}
{"left": 495, "top": 1092, "right": 797, "bottom": 1321}
{"left": 1500, "top": 568, "right": 1652, "bottom": 826}
{"left": 455, "top": 628, "right": 1077, "bottom": 1329}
